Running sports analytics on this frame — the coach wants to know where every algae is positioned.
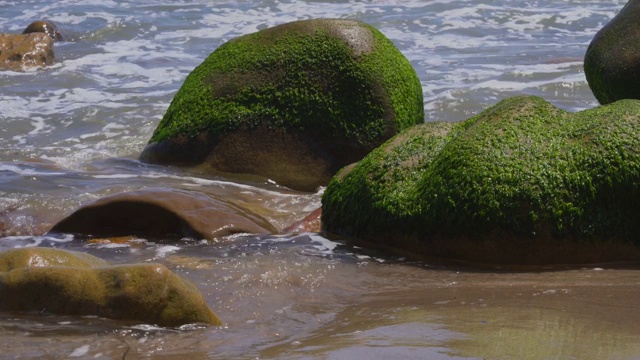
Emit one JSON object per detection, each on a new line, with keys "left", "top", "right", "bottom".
{"left": 0, "top": 248, "right": 222, "bottom": 326}
{"left": 322, "top": 96, "right": 640, "bottom": 262}
{"left": 147, "top": 19, "right": 423, "bottom": 156}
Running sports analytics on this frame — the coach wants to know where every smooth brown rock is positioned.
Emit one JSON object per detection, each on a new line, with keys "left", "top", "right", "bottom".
{"left": 48, "top": 187, "right": 276, "bottom": 240}
{"left": 22, "top": 20, "right": 65, "bottom": 42}
{"left": 0, "top": 33, "right": 54, "bottom": 71}
{"left": 283, "top": 207, "right": 322, "bottom": 234}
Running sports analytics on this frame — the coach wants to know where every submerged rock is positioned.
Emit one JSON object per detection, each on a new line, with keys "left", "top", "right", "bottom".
{"left": 283, "top": 207, "right": 322, "bottom": 234}
{"left": 48, "top": 187, "right": 276, "bottom": 240}
{"left": 584, "top": 1, "right": 640, "bottom": 104}
{"left": 22, "top": 20, "right": 65, "bottom": 42}
{"left": 0, "top": 247, "right": 221, "bottom": 326}
{"left": 140, "top": 18, "right": 424, "bottom": 191}
{"left": 0, "top": 33, "right": 54, "bottom": 71}
{"left": 0, "top": 247, "right": 109, "bottom": 271}
{"left": 322, "top": 96, "right": 640, "bottom": 264}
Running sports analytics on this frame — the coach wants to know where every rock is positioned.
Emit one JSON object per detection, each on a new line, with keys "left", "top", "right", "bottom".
{"left": 22, "top": 20, "right": 65, "bottom": 42}
{"left": 0, "top": 247, "right": 109, "bottom": 271}
{"left": 584, "top": 1, "right": 640, "bottom": 104}
{"left": 322, "top": 96, "right": 640, "bottom": 264}
{"left": 48, "top": 187, "right": 276, "bottom": 240}
{"left": 283, "top": 207, "right": 322, "bottom": 234}
{"left": 140, "top": 18, "right": 424, "bottom": 192}
{"left": 0, "top": 33, "right": 54, "bottom": 71}
{"left": 0, "top": 248, "right": 221, "bottom": 326}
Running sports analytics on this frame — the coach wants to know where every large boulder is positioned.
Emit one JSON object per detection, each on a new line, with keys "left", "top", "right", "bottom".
{"left": 0, "top": 33, "right": 54, "bottom": 71}
{"left": 48, "top": 187, "right": 276, "bottom": 240}
{"left": 140, "top": 18, "right": 424, "bottom": 192}
{"left": 322, "top": 96, "right": 640, "bottom": 265}
{"left": 0, "top": 247, "right": 221, "bottom": 326}
{"left": 584, "top": 1, "right": 640, "bottom": 104}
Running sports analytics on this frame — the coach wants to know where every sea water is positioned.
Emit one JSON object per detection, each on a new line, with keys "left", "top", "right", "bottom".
{"left": 1, "top": 1, "right": 638, "bottom": 359}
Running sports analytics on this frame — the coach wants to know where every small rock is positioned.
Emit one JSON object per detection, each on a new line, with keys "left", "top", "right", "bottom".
{"left": 22, "top": 20, "right": 65, "bottom": 42}
{"left": 0, "top": 33, "right": 54, "bottom": 71}
{"left": 0, "top": 247, "right": 222, "bottom": 326}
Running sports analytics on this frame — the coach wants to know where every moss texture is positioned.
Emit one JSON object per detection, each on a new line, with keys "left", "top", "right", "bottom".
{"left": 0, "top": 247, "right": 109, "bottom": 271}
{"left": 584, "top": 1, "right": 640, "bottom": 104}
{"left": 322, "top": 96, "right": 640, "bottom": 263}
{"left": 150, "top": 19, "right": 422, "bottom": 145}
{"left": 0, "top": 248, "right": 222, "bottom": 326}
{"left": 141, "top": 19, "right": 423, "bottom": 190}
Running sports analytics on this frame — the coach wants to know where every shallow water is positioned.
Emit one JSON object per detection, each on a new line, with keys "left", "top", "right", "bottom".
{"left": 0, "top": 0, "right": 637, "bottom": 359}
{"left": 2, "top": 235, "right": 640, "bottom": 359}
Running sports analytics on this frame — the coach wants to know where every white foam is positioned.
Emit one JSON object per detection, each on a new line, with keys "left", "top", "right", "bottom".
{"left": 154, "top": 245, "right": 180, "bottom": 258}
{"left": 68, "top": 345, "right": 90, "bottom": 358}
{"left": 308, "top": 234, "right": 339, "bottom": 254}
{"left": 0, "top": 165, "right": 65, "bottom": 176}
{"left": 0, "top": 234, "right": 75, "bottom": 248}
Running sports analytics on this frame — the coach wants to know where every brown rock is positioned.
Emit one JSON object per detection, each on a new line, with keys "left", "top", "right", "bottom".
{"left": 48, "top": 187, "right": 276, "bottom": 240}
{"left": 0, "top": 33, "right": 54, "bottom": 71}
{"left": 283, "top": 207, "right": 322, "bottom": 234}
{"left": 22, "top": 20, "right": 65, "bottom": 42}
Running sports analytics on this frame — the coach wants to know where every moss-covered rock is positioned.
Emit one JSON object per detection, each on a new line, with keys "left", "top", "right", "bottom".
{"left": 584, "top": 1, "right": 640, "bottom": 104}
{"left": 322, "top": 96, "right": 640, "bottom": 264}
{"left": 0, "top": 247, "right": 222, "bottom": 326}
{"left": 0, "top": 247, "right": 109, "bottom": 271}
{"left": 140, "top": 18, "right": 424, "bottom": 191}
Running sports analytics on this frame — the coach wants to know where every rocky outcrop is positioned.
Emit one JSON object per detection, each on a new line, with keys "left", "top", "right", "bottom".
{"left": 0, "top": 247, "right": 221, "bottom": 326}
{"left": 140, "top": 18, "right": 424, "bottom": 192}
{"left": 584, "top": 1, "right": 640, "bottom": 104}
{"left": 0, "top": 33, "right": 54, "bottom": 71}
{"left": 322, "top": 96, "right": 640, "bottom": 264}
{"left": 48, "top": 187, "right": 276, "bottom": 240}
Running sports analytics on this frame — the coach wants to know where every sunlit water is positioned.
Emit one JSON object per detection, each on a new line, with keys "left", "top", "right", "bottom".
{"left": 1, "top": 0, "right": 638, "bottom": 359}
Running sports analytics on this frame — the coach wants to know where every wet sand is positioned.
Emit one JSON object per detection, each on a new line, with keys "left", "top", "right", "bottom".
{"left": 1, "top": 238, "right": 638, "bottom": 360}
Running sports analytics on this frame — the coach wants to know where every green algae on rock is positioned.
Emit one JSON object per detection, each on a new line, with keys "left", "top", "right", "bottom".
{"left": 140, "top": 18, "right": 424, "bottom": 192}
{"left": 584, "top": 1, "right": 640, "bottom": 104}
{"left": 322, "top": 96, "right": 640, "bottom": 264}
{"left": 0, "top": 247, "right": 109, "bottom": 271}
{"left": 0, "top": 248, "right": 222, "bottom": 327}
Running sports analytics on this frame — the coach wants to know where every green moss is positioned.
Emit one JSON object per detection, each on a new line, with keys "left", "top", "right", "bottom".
{"left": 149, "top": 19, "right": 423, "bottom": 149}
{"left": 322, "top": 121, "right": 462, "bottom": 239}
{"left": 323, "top": 96, "right": 640, "bottom": 251}
{"left": 0, "top": 248, "right": 109, "bottom": 271}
